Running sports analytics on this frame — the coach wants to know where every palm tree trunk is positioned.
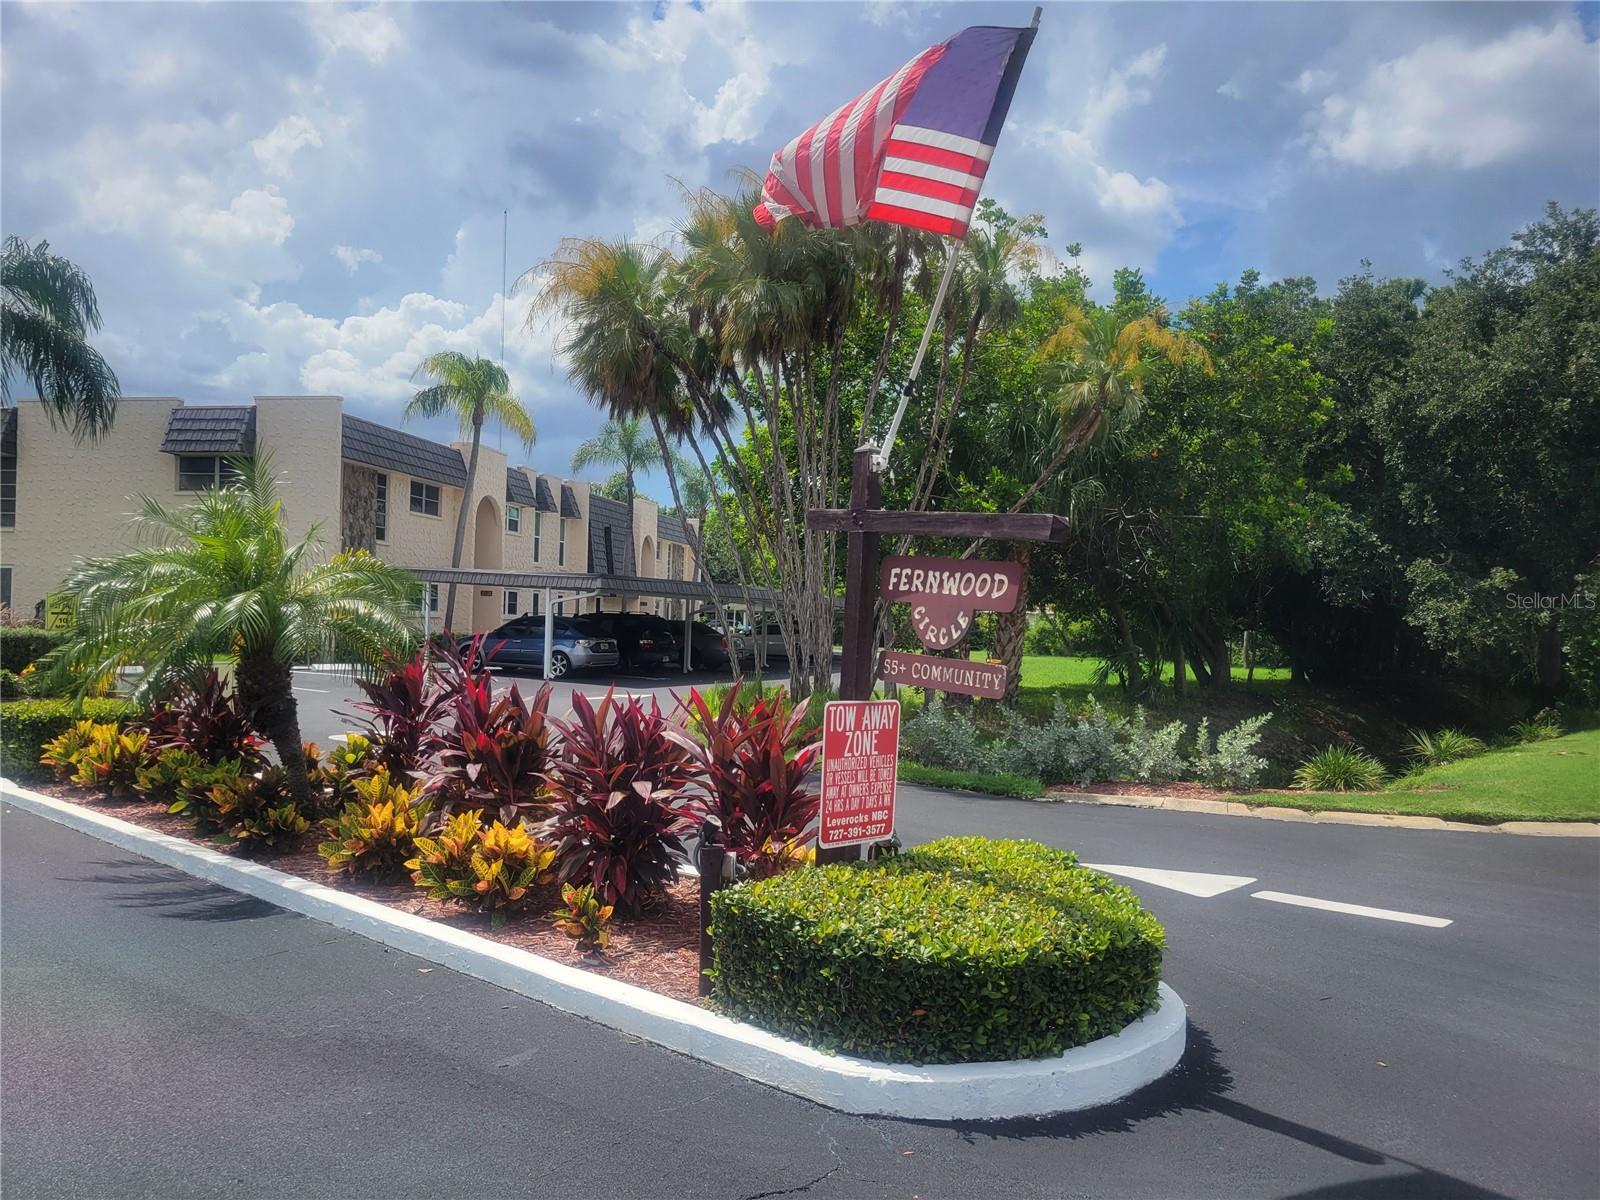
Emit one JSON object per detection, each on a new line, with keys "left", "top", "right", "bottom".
{"left": 992, "top": 543, "right": 1032, "bottom": 703}
{"left": 235, "top": 651, "right": 312, "bottom": 810}
{"left": 444, "top": 415, "right": 484, "bottom": 631}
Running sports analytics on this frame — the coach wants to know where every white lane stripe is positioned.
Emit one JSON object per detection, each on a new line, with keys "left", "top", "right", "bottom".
{"left": 1085, "top": 864, "right": 1256, "bottom": 898}
{"left": 881, "top": 156, "right": 986, "bottom": 190}
{"left": 891, "top": 123, "right": 995, "bottom": 161}
{"left": 1252, "top": 890, "right": 1452, "bottom": 928}
{"left": 872, "top": 187, "right": 975, "bottom": 221}
{"left": 293, "top": 686, "right": 329, "bottom": 693}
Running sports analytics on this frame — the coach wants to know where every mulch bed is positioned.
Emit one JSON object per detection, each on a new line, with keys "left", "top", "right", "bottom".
{"left": 30, "top": 782, "right": 706, "bottom": 1004}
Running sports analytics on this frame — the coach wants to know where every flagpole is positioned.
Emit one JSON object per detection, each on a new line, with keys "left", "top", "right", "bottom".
{"left": 875, "top": 236, "right": 960, "bottom": 467}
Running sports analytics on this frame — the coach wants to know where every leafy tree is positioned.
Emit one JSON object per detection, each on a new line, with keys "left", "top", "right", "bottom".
{"left": 46, "top": 455, "right": 422, "bottom": 807}
{"left": 1, "top": 236, "right": 120, "bottom": 441}
{"left": 405, "top": 352, "right": 535, "bottom": 630}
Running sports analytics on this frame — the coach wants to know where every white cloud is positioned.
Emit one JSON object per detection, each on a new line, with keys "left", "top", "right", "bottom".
{"left": 1310, "top": 17, "right": 1598, "bottom": 170}
{"left": 215, "top": 291, "right": 555, "bottom": 408}
{"left": 252, "top": 114, "right": 323, "bottom": 175}
{"left": 192, "top": 187, "right": 294, "bottom": 247}
{"left": 1288, "top": 67, "right": 1335, "bottom": 96}
{"left": 1079, "top": 44, "right": 1167, "bottom": 144}
{"left": 309, "top": 4, "right": 402, "bottom": 65}
{"left": 332, "top": 244, "right": 383, "bottom": 273}
{"left": 1216, "top": 78, "right": 1243, "bottom": 101}
{"left": 130, "top": 48, "right": 181, "bottom": 89}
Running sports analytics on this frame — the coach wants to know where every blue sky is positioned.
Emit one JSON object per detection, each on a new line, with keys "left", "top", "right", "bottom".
{"left": 3, "top": 1, "right": 1596, "bottom": 491}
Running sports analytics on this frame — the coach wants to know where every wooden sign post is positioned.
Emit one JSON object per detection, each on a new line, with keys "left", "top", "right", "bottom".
{"left": 806, "top": 446, "right": 1067, "bottom": 862}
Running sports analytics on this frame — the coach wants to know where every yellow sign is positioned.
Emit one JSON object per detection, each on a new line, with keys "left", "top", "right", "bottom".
{"left": 44, "top": 592, "right": 78, "bottom": 632}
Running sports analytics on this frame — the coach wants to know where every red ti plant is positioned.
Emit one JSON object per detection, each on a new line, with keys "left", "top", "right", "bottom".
{"left": 139, "top": 669, "right": 263, "bottom": 766}
{"left": 677, "top": 681, "right": 822, "bottom": 878}
{"left": 352, "top": 647, "right": 454, "bottom": 784}
{"left": 420, "top": 669, "right": 554, "bottom": 828}
{"left": 546, "top": 689, "right": 704, "bottom": 915}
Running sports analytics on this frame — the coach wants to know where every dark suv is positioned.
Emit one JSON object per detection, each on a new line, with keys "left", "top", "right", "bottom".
{"left": 570, "top": 612, "right": 682, "bottom": 672}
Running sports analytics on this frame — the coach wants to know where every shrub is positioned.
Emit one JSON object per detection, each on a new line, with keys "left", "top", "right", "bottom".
{"left": 547, "top": 690, "right": 702, "bottom": 914}
{"left": 710, "top": 836, "right": 1166, "bottom": 1064}
{"left": 1125, "top": 707, "right": 1188, "bottom": 784}
{"left": 0, "top": 627, "right": 65, "bottom": 672}
{"left": 354, "top": 648, "right": 453, "bottom": 783}
{"left": 0, "top": 667, "right": 47, "bottom": 699}
{"left": 0, "top": 698, "right": 143, "bottom": 782}
{"left": 406, "top": 809, "right": 556, "bottom": 927}
{"left": 899, "top": 694, "right": 986, "bottom": 772}
{"left": 1510, "top": 709, "right": 1563, "bottom": 744}
{"left": 134, "top": 748, "right": 210, "bottom": 808}
{"left": 318, "top": 771, "right": 429, "bottom": 877}
{"left": 164, "top": 757, "right": 249, "bottom": 826}
{"left": 1294, "top": 746, "right": 1388, "bottom": 792}
{"left": 314, "top": 734, "right": 378, "bottom": 814}
{"left": 69, "top": 726, "right": 151, "bottom": 799}
{"left": 1408, "top": 727, "right": 1487, "bottom": 767}
{"left": 992, "top": 697, "right": 1131, "bottom": 787}
{"left": 421, "top": 673, "right": 553, "bottom": 826}
{"left": 678, "top": 682, "right": 821, "bottom": 878}
{"left": 39, "top": 720, "right": 106, "bottom": 782}
{"left": 552, "top": 883, "right": 613, "bottom": 952}
{"left": 138, "top": 671, "right": 261, "bottom": 764}
{"left": 1190, "top": 713, "right": 1274, "bottom": 788}
{"left": 896, "top": 761, "right": 1042, "bottom": 799}
{"left": 208, "top": 767, "right": 310, "bottom": 851}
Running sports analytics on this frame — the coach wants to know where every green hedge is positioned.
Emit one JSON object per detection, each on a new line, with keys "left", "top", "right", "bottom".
{"left": 0, "top": 628, "right": 66, "bottom": 673}
{"left": 710, "top": 836, "right": 1165, "bottom": 1064}
{"left": 0, "top": 698, "right": 143, "bottom": 782}
{"left": 897, "top": 761, "right": 1043, "bottom": 798}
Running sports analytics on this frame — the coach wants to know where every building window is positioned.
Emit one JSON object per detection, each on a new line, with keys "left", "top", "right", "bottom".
{"left": 373, "top": 473, "right": 388, "bottom": 542}
{"left": 0, "top": 566, "right": 10, "bottom": 609}
{"left": 504, "top": 589, "right": 519, "bottom": 616}
{"left": 558, "top": 519, "right": 566, "bottom": 567}
{"left": 427, "top": 583, "right": 439, "bottom": 613}
{"left": 176, "top": 455, "right": 242, "bottom": 492}
{"left": 533, "top": 511, "right": 542, "bottom": 559}
{"left": 656, "top": 541, "right": 662, "bottom": 562}
{"left": 1, "top": 412, "right": 15, "bottom": 529}
{"left": 603, "top": 527, "right": 615, "bottom": 573}
{"left": 410, "top": 480, "right": 441, "bottom": 516}
{"left": 506, "top": 504, "right": 520, "bottom": 533}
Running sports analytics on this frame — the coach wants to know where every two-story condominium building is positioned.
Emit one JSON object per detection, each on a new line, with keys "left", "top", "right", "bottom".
{"left": 0, "top": 395, "right": 704, "bottom": 634}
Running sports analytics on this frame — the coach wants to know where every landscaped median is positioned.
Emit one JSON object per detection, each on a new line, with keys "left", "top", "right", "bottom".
{"left": 0, "top": 645, "right": 1185, "bottom": 1120}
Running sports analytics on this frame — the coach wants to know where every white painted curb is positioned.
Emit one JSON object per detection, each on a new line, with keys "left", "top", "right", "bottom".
{"left": 1, "top": 778, "right": 1186, "bottom": 1120}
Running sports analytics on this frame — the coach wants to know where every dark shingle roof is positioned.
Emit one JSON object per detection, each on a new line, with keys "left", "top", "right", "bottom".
{"left": 533, "top": 476, "right": 558, "bottom": 513}
{"left": 657, "top": 513, "right": 689, "bottom": 544}
{"left": 341, "top": 414, "right": 466, "bottom": 486}
{"left": 585, "top": 493, "right": 636, "bottom": 575}
{"left": 505, "top": 468, "right": 536, "bottom": 507}
{"left": 161, "top": 406, "right": 256, "bottom": 454}
{"left": 560, "top": 483, "right": 581, "bottom": 520}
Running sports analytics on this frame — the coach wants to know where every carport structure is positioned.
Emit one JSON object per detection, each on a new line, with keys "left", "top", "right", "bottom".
{"left": 412, "top": 567, "right": 789, "bottom": 678}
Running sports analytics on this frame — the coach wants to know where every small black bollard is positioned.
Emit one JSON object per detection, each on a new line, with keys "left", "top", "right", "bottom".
{"left": 697, "top": 835, "right": 728, "bottom": 997}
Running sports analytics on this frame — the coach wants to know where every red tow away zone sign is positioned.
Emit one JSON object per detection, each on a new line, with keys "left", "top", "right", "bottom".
{"left": 818, "top": 700, "right": 900, "bottom": 849}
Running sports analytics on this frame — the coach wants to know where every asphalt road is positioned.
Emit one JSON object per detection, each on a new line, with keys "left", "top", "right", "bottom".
{"left": 3, "top": 787, "right": 1597, "bottom": 1199}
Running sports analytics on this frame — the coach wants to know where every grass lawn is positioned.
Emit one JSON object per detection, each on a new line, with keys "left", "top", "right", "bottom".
{"left": 1244, "top": 730, "right": 1600, "bottom": 824}
{"left": 976, "top": 652, "right": 1292, "bottom": 697}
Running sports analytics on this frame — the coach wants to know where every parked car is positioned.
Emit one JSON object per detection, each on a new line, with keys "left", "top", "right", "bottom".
{"left": 464, "top": 616, "right": 619, "bottom": 678}
{"left": 569, "top": 612, "right": 682, "bottom": 672}
{"left": 685, "top": 621, "right": 732, "bottom": 671}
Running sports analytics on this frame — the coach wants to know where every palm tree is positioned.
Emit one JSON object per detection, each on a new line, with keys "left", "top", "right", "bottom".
{"left": 1, "top": 236, "right": 120, "bottom": 441}
{"left": 46, "top": 454, "right": 422, "bottom": 807}
{"left": 1006, "top": 305, "right": 1210, "bottom": 516}
{"left": 570, "top": 416, "right": 663, "bottom": 512}
{"left": 405, "top": 352, "right": 535, "bottom": 630}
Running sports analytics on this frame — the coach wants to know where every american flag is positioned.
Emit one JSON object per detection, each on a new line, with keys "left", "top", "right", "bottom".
{"left": 753, "top": 23, "right": 1037, "bottom": 240}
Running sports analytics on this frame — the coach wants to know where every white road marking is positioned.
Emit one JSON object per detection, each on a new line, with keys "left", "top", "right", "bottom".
{"left": 1084, "top": 864, "right": 1257, "bottom": 898}
{"left": 1251, "top": 890, "right": 1452, "bottom": 928}
{"left": 292, "top": 686, "right": 329, "bottom": 693}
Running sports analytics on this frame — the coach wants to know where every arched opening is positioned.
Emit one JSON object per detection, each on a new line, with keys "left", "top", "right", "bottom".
{"left": 470, "top": 495, "right": 502, "bottom": 632}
